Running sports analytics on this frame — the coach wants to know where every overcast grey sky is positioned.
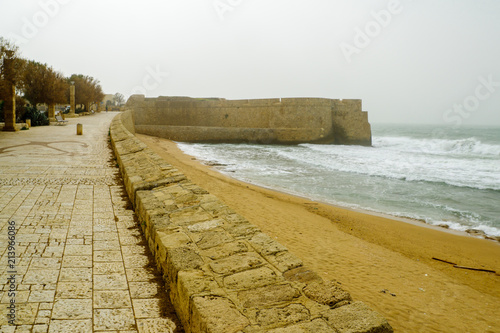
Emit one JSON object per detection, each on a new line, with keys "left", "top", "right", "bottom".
{"left": 2, "top": 0, "right": 499, "bottom": 125}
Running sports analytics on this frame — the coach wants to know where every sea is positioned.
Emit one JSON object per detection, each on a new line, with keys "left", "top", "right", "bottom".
{"left": 177, "top": 124, "right": 500, "bottom": 238}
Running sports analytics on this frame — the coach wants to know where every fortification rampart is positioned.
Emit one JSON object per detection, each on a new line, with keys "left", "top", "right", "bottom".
{"left": 126, "top": 95, "right": 372, "bottom": 146}
{"left": 110, "top": 111, "right": 392, "bottom": 332}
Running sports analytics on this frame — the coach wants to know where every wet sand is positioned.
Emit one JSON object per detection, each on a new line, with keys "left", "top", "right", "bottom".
{"left": 137, "top": 134, "right": 500, "bottom": 332}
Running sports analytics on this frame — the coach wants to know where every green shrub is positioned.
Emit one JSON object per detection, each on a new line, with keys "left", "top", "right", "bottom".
{"left": 22, "top": 106, "right": 49, "bottom": 126}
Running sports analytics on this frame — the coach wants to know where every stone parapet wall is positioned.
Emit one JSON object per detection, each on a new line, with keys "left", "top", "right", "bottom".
{"left": 133, "top": 125, "right": 330, "bottom": 145}
{"left": 332, "top": 99, "right": 372, "bottom": 146}
{"left": 120, "top": 108, "right": 136, "bottom": 135}
{"left": 127, "top": 95, "right": 372, "bottom": 146}
{"left": 110, "top": 112, "right": 392, "bottom": 332}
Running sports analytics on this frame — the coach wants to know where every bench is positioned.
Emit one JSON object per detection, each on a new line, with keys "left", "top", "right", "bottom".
{"left": 55, "top": 115, "right": 68, "bottom": 125}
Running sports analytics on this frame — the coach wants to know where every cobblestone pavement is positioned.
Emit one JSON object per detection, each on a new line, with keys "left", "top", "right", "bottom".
{"left": 0, "top": 113, "right": 181, "bottom": 332}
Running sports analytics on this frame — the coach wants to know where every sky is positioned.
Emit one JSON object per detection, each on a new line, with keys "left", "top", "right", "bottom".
{"left": 1, "top": 0, "right": 500, "bottom": 126}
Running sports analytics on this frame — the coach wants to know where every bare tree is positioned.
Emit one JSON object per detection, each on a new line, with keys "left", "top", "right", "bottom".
{"left": 113, "top": 92, "right": 125, "bottom": 106}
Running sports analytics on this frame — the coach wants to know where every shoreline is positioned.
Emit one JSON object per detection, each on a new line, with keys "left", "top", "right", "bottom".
{"left": 178, "top": 140, "right": 500, "bottom": 242}
{"left": 203, "top": 170, "right": 481, "bottom": 239}
{"left": 137, "top": 134, "right": 500, "bottom": 332}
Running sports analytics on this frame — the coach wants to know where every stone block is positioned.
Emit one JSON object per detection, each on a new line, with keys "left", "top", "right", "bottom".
{"left": 23, "top": 269, "right": 59, "bottom": 284}
{"left": 52, "top": 299, "right": 92, "bottom": 319}
{"left": 94, "top": 250, "right": 123, "bottom": 262}
{"left": 303, "top": 280, "right": 351, "bottom": 308}
{"left": 155, "top": 230, "right": 193, "bottom": 264}
{"left": 132, "top": 298, "right": 163, "bottom": 318}
{"left": 224, "top": 266, "right": 278, "bottom": 290}
{"left": 182, "top": 183, "right": 210, "bottom": 195}
{"left": 28, "top": 290, "right": 55, "bottom": 303}
{"left": 137, "top": 318, "right": 177, "bottom": 333}
{"left": 93, "top": 308, "right": 136, "bottom": 330}
{"left": 192, "top": 229, "right": 234, "bottom": 250}
{"left": 201, "top": 240, "right": 249, "bottom": 260}
{"left": 255, "top": 303, "right": 310, "bottom": 327}
{"left": 157, "top": 230, "right": 192, "bottom": 250}
{"left": 166, "top": 245, "right": 205, "bottom": 284}
{"left": 114, "top": 137, "right": 147, "bottom": 156}
{"left": 323, "top": 301, "right": 393, "bottom": 333}
{"left": 129, "top": 281, "right": 162, "bottom": 299}
{"left": 94, "top": 290, "right": 132, "bottom": 308}
{"left": 187, "top": 219, "right": 224, "bottom": 232}
{"left": 249, "top": 233, "right": 288, "bottom": 256}
{"left": 93, "top": 273, "right": 128, "bottom": 290}
{"left": 93, "top": 262, "right": 125, "bottom": 275}
{"left": 159, "top": 184, "right": 188, "bottom": 196}
{"left": 169, "top": 206, "right": 213, "bottom": 226}
{"left": 209, "top": 252, "right": 264, "bottom": 275}
{"left": 172, "top": 270, "right": 222, "bottom": 326}
{"left": 224, "top": 221, "right": 261, "bottom": 238}
{"left": 237, "top": 283, "right": 300, "bottom": 308}
{"left": 56, "top": 282, "right": 92, "bottom": 299}
{"left": 201, "top": 200, "right": 236, "bottom": 217}
{"left": 0, "top": 303, "right": 38, "bottom": 325}
{"left": 172, "top": 191, "right": 199, "bottom": 206}
{"left": 145, "top": 215, "right": 175, "bottom": 241}
{"left": 59, "top": 267, "right": 92, "bottom": 282}
{"left": 191, "top": 296, "right": 250, "bottom": 333}
{"left": 265, "top": 251, "right": 303, "bottom": 273}
{"left": 47, "top": 319, "right": 92, "bottom": 333}
{"left": 136, "top": 190, "right": 168, "bottom": 218}
{"left": 265, "top": 318, "right": 336, "bottom": 333}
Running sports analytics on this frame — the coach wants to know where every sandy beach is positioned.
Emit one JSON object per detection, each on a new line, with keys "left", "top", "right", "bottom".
{"left": 137, "top": 134, "right": 500, "bottom": 332}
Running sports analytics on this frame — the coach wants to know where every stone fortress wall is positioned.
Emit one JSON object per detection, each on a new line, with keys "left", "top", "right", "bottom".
{"left": 126, "top": 95, "right": 372, "bottom": 146}
{"left": 110, "top": 111, "right": 391, "bottom": 332}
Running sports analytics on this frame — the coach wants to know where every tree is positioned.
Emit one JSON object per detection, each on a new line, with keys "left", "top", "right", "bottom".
{"left": 21, "top": 60, "right": 68, "bottom": 106}
{"left": 45, "top": 69, "right": 68, "bottom": 107}
{"left": 69, "top": 74, "right": 104, "bottom": 112}
{"left": 113, "top": 92, "right": 125, "bottom": 106}
{"left": 21, "top": 60, "right": 68, "bottom": 120}
{"left": 1, "top": 37, "right": 22, "bottom": 130}
{"left": 21, "top": 60, "right": 46, "bottom": 106}
{"left": 0, "top": 37, "right": 22, "bottom": 90}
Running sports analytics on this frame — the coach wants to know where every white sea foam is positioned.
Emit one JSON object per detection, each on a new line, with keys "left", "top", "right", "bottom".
{"left": 176, "top": 125, "right": 500, "bottom": 238}
{"left": 373, "top": 136, "right": 500, "bottom": 157}
{"left": 299, "top": 139, "right": 500, "bottom": 191}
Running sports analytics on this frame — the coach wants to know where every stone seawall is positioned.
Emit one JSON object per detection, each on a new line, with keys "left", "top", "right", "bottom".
{"left": 127, "top": 96, "right": 372, "bottom": 146}
{"left": 110, "top": 112, "right": 391, "bottom": 332}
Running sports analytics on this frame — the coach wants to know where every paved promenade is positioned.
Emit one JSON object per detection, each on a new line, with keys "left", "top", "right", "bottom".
{"left": 0, "top": 113, "right": 181, "bottom": 332}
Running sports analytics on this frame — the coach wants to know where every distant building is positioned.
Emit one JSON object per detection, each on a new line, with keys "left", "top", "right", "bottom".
{"left": 102, "top": 94, "right": 115, "bottom": 107}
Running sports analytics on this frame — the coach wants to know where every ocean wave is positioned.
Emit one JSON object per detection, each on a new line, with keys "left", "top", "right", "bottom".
{"left": 296, "top": 143, "right": 500, "bottom": 191}
{"left": 373, "top": 136, "right": 500, "bottom": 157}
{"left": 177, "top": 140, "right": 500, "bottom": 238}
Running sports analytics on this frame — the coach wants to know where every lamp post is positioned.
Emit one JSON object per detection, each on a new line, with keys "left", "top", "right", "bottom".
{"left": 2, "top": 50, "right": 18, "bottom": 131}
{"left": 68, "top": 80, "right": 76, "bottom": 117}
